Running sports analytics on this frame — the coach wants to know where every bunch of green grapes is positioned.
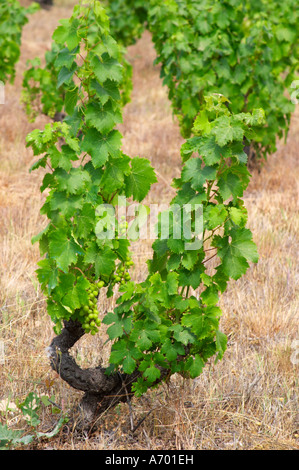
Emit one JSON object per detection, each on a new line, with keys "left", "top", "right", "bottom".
{"left": 76, "top": 253, "right": 134, "bottom": 335}
{"left": 77, "top": 280, "right": 105, "bottom": 335}
{"left": 74, "top": 234, "right": 134, "bottom": 335}
{"left": 112, "top": 217, "right": 134, "bottom": 285}
{"left": 111, "top": 256, "right": 134, "bottom": 286}
{"left": 118, "top": 215, "right": 128, "bottom": 239}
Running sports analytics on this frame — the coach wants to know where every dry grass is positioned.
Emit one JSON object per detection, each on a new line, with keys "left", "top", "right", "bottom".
{"left": 0, "top": 1, "right": 298, "bottom": 450}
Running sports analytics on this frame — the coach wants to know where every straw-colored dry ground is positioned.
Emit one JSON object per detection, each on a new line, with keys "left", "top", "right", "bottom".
{"left": 0, "top": 1, "right": 298, "bottom": 450}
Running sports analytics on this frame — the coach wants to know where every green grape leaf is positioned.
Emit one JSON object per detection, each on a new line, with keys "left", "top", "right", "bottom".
{"left": 123, "top": 354, "right": 136, "bottom": 374}
{"left": 54, "top": 167, "right": 91, "bottom": 195}
{"left": 57, "top": 64, "right": 77, "bottom": 89}
{"left": 141, "top": 363, "right": 161, "bottom": 383}
{"left": 103, "top": 313, "right": 126, "bottom": 341}
{"left": 107, "top": 322, "right": 123, "bottom": 340}
{"left": 109, "top": 339, "right": 127, "bottom": 363}
{"left": 54, "top": 46, "right": 78, "bottom": 69}
{"left": 91, "top": 53, "right": 123, "bottom": 83}
{"left": 101, "top": 154, "right": 131, "bottom": 192}
{"left": 182, "top": 135, "right": 223, "bottom": 165}
{"left": 181, "top": 312, "right": 210, "bottom": 339}
{"left": 166, "top": 253, "right": 181, "bottom": 271}
{"left": 49, "top": 192, "right": 84, "bottom": 218}
{"left": 161, "top": 338, "right": 185, "bottom": 362}
{"left": 47, "top": 145, "right": 78, "bottom": 172}
{"left": 215, "top": 330, "right": 227, "bottom": 361}
{"left": 80, "top": 129, "right": 122, "bottom": 167}
{"left": 48, "top": 231, "right": 83, "bottom": 272}
{"left": 74, "top": 203, "right": 95, "bottom": 238}
{"left": 36, "top": 258, "right": 58, "bottom": 293}
{"left": 166, "top": 271, "right": 179, "bottom": 295}
{"left": 29, "top": 156, "right": 47, "bottom": 173}
{"left": 276, "top": 26, "right": 296, "bottom": 43}
{"left": 52, "top": 18, "right": 80, "bottom": 50}
{"left": 181, "top": 157, "right": 217, "bottom": 191}
{"left": 84, "top": 244, "right": 117, "bottom": 278}
{"left": 136, "top": 330, "right": 153, "bottom": 350}
{"left": 213, "top": 228, "right": 258, "bottom": 279}
{"left": 125, "top": 157, "right": 157, "bottom": 202}
{"left": 172, "top": 324, "right": 196, "bottom": 346}
{"left": 90, "top": 78, "right": 121, "bottom": 105}
{"left": 64, "top": 87, "right": 79, "bottom": 115}
{"left": 204, "top": 204, "right": 228, "bottom": 229}
{"left": 211, "top": 115, "right": 244, "bottom": 146}
{"left": 167, "top": 238, "right": 185, "bottom": 254}
{"left": 187, "top": 354, "right": 205, "bottom": 379}
{"left": 217, "top": 172, "right": 244, "bottom": 201}
{"left": 192, "top": 110, "right": 212, "bottom": 134}
{"left": 229, "top": 206, "right": 247, "bottom": 226}
{"left": 85, "top": 101, "right": 122, "bottom": 134}
{"left": 181, "top": 250, "right": 198, "bottom": 270}
{"left": 200, "top": 286, "right": 219, "bottom": 306}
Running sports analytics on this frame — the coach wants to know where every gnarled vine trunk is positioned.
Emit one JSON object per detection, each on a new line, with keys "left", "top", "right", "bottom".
{"left": 47, "top": 319, "right": 140, "bottom": 431}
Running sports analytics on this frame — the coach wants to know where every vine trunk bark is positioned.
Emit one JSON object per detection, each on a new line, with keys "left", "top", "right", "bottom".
{"left": 47, "top": 319, "right": 140, "bottom": 432}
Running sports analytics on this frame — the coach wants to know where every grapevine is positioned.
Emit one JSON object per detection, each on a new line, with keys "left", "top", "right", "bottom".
{"left": 0, "top": 0, "right": 39, "bottom": 84}
{"left": 102, "top": 94, "right": 265, "bottom": 396}
{"left": 146, "top": 0, "right": 299, "bottom": 160}
{"left": 22, "top": 0, "right": 299, "bottom": 162}
{"left": 25, "top": 0, "right": 274, "bottom": 429}
{"left": 22, "top": 5, "right": 133, "bottom": 122}
{"left": 105, "top": 0, "right": 148, "bottom": 47}
{"left": 26, "top": 1, "right": 157, "bottom": 337}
